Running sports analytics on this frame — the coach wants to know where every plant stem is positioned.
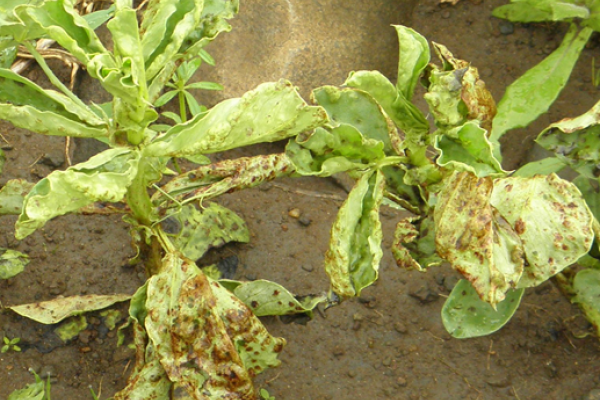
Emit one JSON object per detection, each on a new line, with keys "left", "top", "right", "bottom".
{"left": 179, "top": 91, "right": 187, "bottom": 123}
{"left": 23, "top": 42, "right": 88, "bottom": 110}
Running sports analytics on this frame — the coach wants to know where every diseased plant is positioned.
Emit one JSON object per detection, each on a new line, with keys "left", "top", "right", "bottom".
{"left": 0, "top": 0, "right": 599, "bottom": 399}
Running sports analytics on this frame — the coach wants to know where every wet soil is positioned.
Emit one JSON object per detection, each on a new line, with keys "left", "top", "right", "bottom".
{"left": 2, "top": 1, "right": 600, "bottom": 399}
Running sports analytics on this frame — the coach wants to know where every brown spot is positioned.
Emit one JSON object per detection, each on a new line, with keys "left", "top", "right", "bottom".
{"left": 514, "top": 219, "right": 526, "bottom": 235}
{"left": 251, "top": 301, "right": 259, "bottom": 308}
{"left": 562, "top": 244, "right": 569, "bottom": 251}
{"left": 273, "top": 290, "right": 280, "bottom": 296}
{"left": 505, "top": 184, "right": 513, "bottom": 192}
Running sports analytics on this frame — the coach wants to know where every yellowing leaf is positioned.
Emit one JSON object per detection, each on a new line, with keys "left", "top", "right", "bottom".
{"left": 435, "top": 172, "right": 524, "bottom": 305}
{"left": 9, "top": 294, "right": 131, "bottom": 324}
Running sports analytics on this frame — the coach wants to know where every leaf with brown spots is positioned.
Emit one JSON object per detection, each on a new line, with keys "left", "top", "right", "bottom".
{"left": 9, "top": 293, "right": 131, "bottom": 324}
{"left": 161, "top": 202, "right": 249, "bottom": 261}
{"left": 435, "top": 171, "right": 524, "bottom": 306}
{"left": 144, "top": 252, "right": 285, "bottom": 399}
{"left": 324, "top": 169, "right": 385, "bottom": 298}
{"left": 491, "top": 173, "right": 594, "bottom": 288}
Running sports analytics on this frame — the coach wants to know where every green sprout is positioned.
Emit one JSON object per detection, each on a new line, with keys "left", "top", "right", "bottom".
{"left": 2, "top": 336, "right": 21, "bottom": 353}
{"left": 260, "top": 388, "right": 276, "bottom": 400}
{"left": 154, "top": 49, "right": 223, "bottom": 124}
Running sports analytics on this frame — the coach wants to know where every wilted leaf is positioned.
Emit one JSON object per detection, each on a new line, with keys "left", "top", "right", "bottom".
{"left": 491, "top": 173, "right": 594, "bottom": 288}
{"left": 156, "top": 153, "right": 294, "bottom": 205}
{"left": 16, "top": 148, "right": 140, "bottom": 239}
{"left": 145, "top": 80, "right": 328, "bottom": 157}
{"left": 9, "top": 294, "right": 131, "bottom": 324}
{"left": 429, "top": 43, "right": 496, "bottom": 132}
{"left": 162, "top": 202, "right": 249, "bottom": 260}
{"left": 0, "top": 179, "right": 34, "bottom": 215}
{"left": 392, "top": 217, "right": 422, "bottom": 270}
{"left": 491, "top": 24, "right": 593, "bottom": 142}
{"left": 536, "top": 99, "right": 600, "bottom": 179}
{"left": 435, "top": 172, "right": 525, "bottom": 305}
{"left": 0, "top": 248, "right": 29, "bottom": 279}
{"left": 144, "top": 252, "right": 285, "bottom": 399}
{"left": 223, "top": 279, "right": 326, "bottom": 317}
{"left": 434, "top": 121, "right": 504, "bottom": 177}
{"left": 572, "top": 268, "right": 600, "bottom": 336}
{"left": 325, "top": 170, "right": 385, "bottom": 298}
{"left": 442, "top": 279, "right": 524, "bottom": 338}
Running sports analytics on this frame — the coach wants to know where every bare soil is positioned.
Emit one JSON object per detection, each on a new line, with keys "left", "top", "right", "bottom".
{"left": 1, "top": 1, "right": 600, "bottom": 399}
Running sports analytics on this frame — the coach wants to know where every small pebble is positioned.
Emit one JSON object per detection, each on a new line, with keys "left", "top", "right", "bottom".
{"left": 382, "top": 357, "right": 392, "bottom": 367}
{"left": 80, "top": 346, "right": 92, "bottom": 353}
{"left": 396, "top": 376, "right": 408, "bottom": 387}
{"left": 281, "top": 224, "right": 288, "bottom": 231}
{"left": 441, "top": 9, "right": 451, "bottom": 19}
{"left": 393, "top": 321, "right": 408, "bottom": 334}
{"left": 347, "top": 370, "right": 357, "bottom": 378}
{"left": 288, "top": 208, "right": 301, "bottom": 219}
{"left": 499, "top": 20, "right": 514, "bottom": 35}
{"left": 301, "top": 264, "right": 314, "bottom": 272}
{"left": 332, "top": 345, "right": 345, "bottom": 357}
{"left": 298, "top": 215, "right": 312, "bottom": 226}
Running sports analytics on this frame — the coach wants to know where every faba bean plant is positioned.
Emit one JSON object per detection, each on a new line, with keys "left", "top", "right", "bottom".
{"left": 1, "top": 0, "right": 599, "bottom": 398}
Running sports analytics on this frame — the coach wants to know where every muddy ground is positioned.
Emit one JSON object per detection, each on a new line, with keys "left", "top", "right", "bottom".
{"left": 1, "top": 0, "right": 600, "bottom": 399}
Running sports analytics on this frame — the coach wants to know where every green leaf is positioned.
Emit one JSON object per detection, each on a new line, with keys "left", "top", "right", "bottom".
{"left": 23, "top": 0, "right": 110, "bottom": 67}
{"left": 162, "top": 202, "right": 250, "bottom": 260}
{"left": 490, "top": 24, "right": 593, "bottom": 142}
{"left": 54, "top": 315, "right": 87, "bottom": 342}
{"left": 186, "top": 81, "right": 223, "bottom": 90}
{"left": 0, "top": 248, "right": 29, "bottom": 279}
{"left": 0, "top": 68, "right": 108, "bottom": 135}
{"left": 435, "top": 172, "right": 525, "bottom": 305}
{"left": 9, "top": 294, "right": 131, "bottom": 324}
{"left": 574, "top": 176, "right": 600, "bottom": 222}
{"left": 394, "top": 25, "right": 430, "bottom": 101}
{"left": 83, "top": 4, "right": 115, "bottom": 29}
{"left": 7, "top": 372, "right": 45, "bottom": 400}
{"left": 343, "top": 70, "right": 429, "bottom": 163}
{"left": 491, "top": 173, "right": 594, "bottom": 288}
{"left": 223, "top": 279, "right": 326, "bottom": 317}
{"left": 140, "top": 0, "right": 203, "bottom": 81}
{"left": 178, "top": 0, "right": 240, "bottom": 56}
{"left": 0, "top": 44, "right": 17, "bottom": 69}
{"left": 312, "top": 86, "right": 395, "bottom": 155}
{"left": 325, "top": 170, "right": 385, "bottom": 298}
{"left": 155, "top": 153, "right": 295, "bottom": 205}
{"left": 16, "top": 149, "right": 140, "bottom": 239}
{"left": 536, "top": 99, "right": 600, "bottom": 179}
{"left": 442, "top": 279, "right": 525, "bottom": 338}
{"left": 183, "top": 90, "right": 203, "bottom": 116}
{"left": 286, "top": 125, "right": 387, "bottom": 177}
{"left": 144, "top": 252, "right": 285, "bottom": 398}
{"left": 154, "top": 90, "right": 178, "bottom": 107}
{"left": 513, "top": 157, "right": 566, "bottom": 177}
{"left": 434, "top": 121, "right": 505, "bottom": 177}
{"left": 145, "top": 80, "right": 328, "bottom": 157}
{"left": 493, "top": 0, "right": 590, "bottom": 23}
{"left": 572, "top": 268, "right": 600, "bottom": 337}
